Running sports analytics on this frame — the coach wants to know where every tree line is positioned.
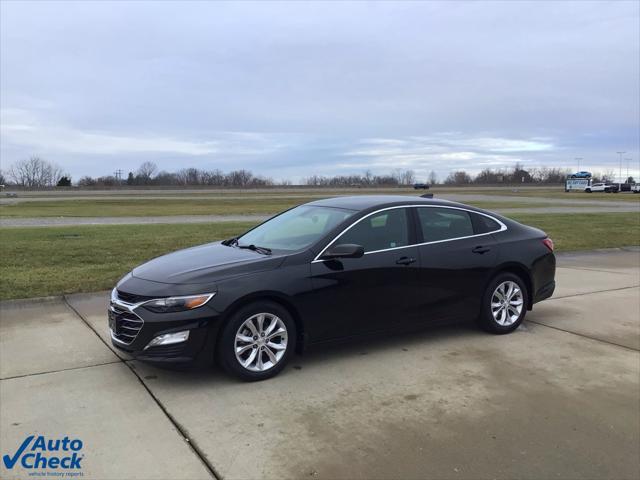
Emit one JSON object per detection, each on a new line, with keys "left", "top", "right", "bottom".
{"left": 77, "top": 162, "right": 282, "bottom": 187}
{"left": 304, "top": 169, "right": 417, "bottom": 187}
{"left": 444, "top": 164, "right": 573, "bottom": 185}
{"left": 1, "top": 157, "right": 628, "bottom": 188}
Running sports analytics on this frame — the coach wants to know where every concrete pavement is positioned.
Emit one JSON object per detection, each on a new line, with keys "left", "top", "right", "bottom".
{"left": 1, "top": 249, "right": 639, "bottom": 479}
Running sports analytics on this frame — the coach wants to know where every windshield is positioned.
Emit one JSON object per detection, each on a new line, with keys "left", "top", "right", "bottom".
{"left": 237, "top": 205, "right": 355, "bottom": 252}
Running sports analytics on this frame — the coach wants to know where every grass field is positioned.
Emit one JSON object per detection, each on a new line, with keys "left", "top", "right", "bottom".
{"left": 0, "top": 222, "right": 254, "bottom": 300}
{"left": 1, "top": 212, "right": 638, "bottom": 300}
{"left": 434, "top": 187, "right": 640, "bottom": 202}
{"left": 0, "top": 197, "right": 323, "bottom": 217}
{"left": 0, "top": 196, "right": 604, "bottom": 218}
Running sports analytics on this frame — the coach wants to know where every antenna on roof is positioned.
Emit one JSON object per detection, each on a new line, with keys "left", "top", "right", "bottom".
{"left": 420, "top": 193, "right": 434, "bottom": 198}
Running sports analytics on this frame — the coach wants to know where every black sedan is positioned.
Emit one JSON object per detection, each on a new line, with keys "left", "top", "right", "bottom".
{"left": 109, "top": 195, "right": 556, "bottom": 380}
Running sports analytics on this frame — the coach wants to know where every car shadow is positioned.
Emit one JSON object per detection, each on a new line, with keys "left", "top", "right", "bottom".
{"left": 131, "top": 320, "right": 492, "bottom": 386}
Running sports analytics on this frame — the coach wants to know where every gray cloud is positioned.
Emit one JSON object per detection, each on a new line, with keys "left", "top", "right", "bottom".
{"left": 1, "top": 0, "right": 638, "bottom": 182}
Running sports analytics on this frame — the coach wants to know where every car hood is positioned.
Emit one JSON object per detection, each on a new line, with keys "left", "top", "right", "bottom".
{"left": 132, "top": 242, "right": 286, "bottom": 285}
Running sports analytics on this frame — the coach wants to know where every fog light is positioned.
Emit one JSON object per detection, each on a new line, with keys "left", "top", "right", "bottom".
{"left": 144, "top": 330, "right": 190, "bottom": 350}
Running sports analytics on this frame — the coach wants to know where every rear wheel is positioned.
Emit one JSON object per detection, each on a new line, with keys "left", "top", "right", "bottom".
{"left": 478, "top": 273, "right": 528, "bottom": 334}
{"left": 218, "top": 301, "right": 296, "bottom": 381}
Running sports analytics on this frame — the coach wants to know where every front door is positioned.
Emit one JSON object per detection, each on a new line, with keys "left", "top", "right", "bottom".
{"left": 307, "top": 207, "right": 422, "bottom": 342}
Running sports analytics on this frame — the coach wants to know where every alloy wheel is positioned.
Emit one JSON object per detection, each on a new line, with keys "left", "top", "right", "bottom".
{"left": 234, "top": 313, "right": 288, "bottom": 372}
{"left": 491, "top": 281, "right": 524, "bottom": 326}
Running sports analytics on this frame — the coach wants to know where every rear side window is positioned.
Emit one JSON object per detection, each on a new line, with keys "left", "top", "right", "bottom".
{"left": 471, "top": 213, "right": 502, "bottom": 234}
{"left": 337, "top": 208, "right": 409, "bottom": 252}
{"left": 416, "top": 207, "right": 474, "bottom": 242}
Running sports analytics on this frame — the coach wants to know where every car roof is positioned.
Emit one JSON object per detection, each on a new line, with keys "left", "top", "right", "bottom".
{"left": 305, "top": 195, "right": 467, "bottom": 212}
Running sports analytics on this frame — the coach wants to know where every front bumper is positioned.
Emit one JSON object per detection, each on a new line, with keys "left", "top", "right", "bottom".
{"left": 108, "top": 296, "right": 222, "bottom": 363}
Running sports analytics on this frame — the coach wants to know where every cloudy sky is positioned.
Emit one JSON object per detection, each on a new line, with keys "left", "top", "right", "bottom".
{"left": 1, "top": 0, "right": 639, "bottom": 182}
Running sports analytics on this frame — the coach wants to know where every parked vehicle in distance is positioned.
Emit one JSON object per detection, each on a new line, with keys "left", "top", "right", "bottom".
{"left": 570, "top": 171, "right": 592, "bottom": 179}
{"left": 585, "top": 183, "right": 607, "bottom": 193}
{"left": 108, "top": 196, "right": 556, "bottom": 381}
{"left": 632, "top": 184, "right": 640, "bottom": 194}
{"left": 585, "top": 183, "right": 618, "bottom": 193}
{"left": 413, "top": 183, "right": 430, "bottom": 190}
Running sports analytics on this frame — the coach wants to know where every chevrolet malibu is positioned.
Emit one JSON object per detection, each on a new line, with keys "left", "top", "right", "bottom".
{"left": 109, "top": 196, "right": 556, "bottom": 381}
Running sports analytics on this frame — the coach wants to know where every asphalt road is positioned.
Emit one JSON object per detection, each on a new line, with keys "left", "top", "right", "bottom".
{"left": 1, "top": 248, "right": 639, "bottom": 479}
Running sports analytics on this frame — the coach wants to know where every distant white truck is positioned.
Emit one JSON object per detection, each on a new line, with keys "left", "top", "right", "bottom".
{"left": 585, "top": 183, "right": 619, "bottom": 193}
{"left": 585, "top": 183, "right": 608, "bottom": 193}
{"left": 632, "top": 184, "right": 640, "bottom": 194}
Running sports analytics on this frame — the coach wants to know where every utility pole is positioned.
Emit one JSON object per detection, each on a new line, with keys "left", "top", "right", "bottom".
{"left": 625, "top": 158, "right": 633, "bottom": 182}
{"left": 575, "top": 157, "right": 583, "bottom": 171}
{"left": 114, "top": 169, "right": 123, "bottom": 183}
{"left": 616, "top": 152, "right": 625, "bottom": 186}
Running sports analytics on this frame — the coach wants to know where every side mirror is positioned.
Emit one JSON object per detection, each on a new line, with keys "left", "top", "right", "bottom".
{"left": 321, "top": 243, "right": 365, "bottom": 260}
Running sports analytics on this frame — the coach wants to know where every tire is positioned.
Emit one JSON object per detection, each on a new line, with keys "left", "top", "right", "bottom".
{"left": 477, "top": 273, "right": 528, "bottom": 334}
{"left": 218, "top": 300, "right": 296, "bottom": 381}
{"left": 585, "top": 189, "right": 591, "bottom": 193}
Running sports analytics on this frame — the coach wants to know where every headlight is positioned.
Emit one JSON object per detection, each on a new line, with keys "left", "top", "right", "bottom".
{"left": 142, "top": 293, "right": 215, "bottom": 313}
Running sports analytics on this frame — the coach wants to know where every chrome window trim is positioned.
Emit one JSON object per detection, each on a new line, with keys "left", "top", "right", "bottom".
{"left": 311, "top": 204, "right": 507, "bottom": 263}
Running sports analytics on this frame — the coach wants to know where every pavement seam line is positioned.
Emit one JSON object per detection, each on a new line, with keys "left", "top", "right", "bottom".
{"left": 63, "top": 296, "right": 222, "bottom": 480}
{"left": 0, "top": 361, "right": 122, "bottom": 381}
{"left": 547, "top": 284, "right": 639, "bottom": 301}
{"left": 557, "top": 265, "right": 640, "bottom": 276}
{"left": 527, "top": 320, "right": 640, "bottom": 353}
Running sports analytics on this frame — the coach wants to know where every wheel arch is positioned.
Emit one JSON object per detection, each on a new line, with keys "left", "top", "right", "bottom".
{"left": 490, "top": 263, "right": 534, "bottom": 310}
{"left": 216, "top": 291, "right": 306, "bottom": 354}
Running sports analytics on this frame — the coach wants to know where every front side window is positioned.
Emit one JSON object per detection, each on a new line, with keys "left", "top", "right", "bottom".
{"left": 238, "top": 205, "right": 355, "bottom": 251}
{"left": 335, "top": 208, "right": 409, "bottom": 253}
{"left": 417, "top": 207, "right": 474, "bottom": 242}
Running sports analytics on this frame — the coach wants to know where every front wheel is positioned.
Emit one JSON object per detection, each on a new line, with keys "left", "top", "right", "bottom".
{"left": 218, "top": 301, "right": 296, "bottom": 381}
{"left": 478, "top": 273, "right": 528, "bottom": 334}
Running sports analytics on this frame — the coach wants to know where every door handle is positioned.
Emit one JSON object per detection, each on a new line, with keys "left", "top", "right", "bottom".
{"left": 396, "top": 256, "right": 417, "bottom": 266}
{"left": 472, "top": 246, "right": 491, "bottom": 254}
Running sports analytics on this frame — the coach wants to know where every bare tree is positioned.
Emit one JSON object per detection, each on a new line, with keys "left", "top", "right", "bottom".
{"left": 601, "top": 170, "right": 615, "bottom": 183}
{"left": 226, "top": 169, "right": 254, "bottom": 187}
{"left": 392, "top": 168, "right": 416, "bottom": 186}
{"left": 176, "top": 168, "right": 201, "bottom": 185}
{"left": 8, "top": 157, "right": 66, "bottom": 187}
{"left": 203, "top": 169, "right": 225, "bottom": 185}
{"left": 402, "top": 169, "right": 416, "bottom": 185}
{"left": 136, "top": 161, "right": 158, "bottom": 184}
{"left": 444, "top": 171, "right": 472, "bottom": 185}
{"left": 428, "top": 170, "right": 438, "bottom": 185}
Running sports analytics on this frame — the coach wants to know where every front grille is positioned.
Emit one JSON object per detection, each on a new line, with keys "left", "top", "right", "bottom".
{"left": 116, "top": 290, "right": 156, "bottom": 305}
{"left": 109, "top": 305, "right": 143, "bottom": 344}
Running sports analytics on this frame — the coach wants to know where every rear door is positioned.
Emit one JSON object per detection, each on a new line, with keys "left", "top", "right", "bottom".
{"left": 413, "top": 206, "right": 499, "bottom": 323}
{"left": 307, "top": 207, "right": 422, "bottom": 341}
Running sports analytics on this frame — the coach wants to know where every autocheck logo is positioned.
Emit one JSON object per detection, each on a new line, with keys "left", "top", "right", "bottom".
{"left": 3, "top": 435, "right": 84, "bottom": 474}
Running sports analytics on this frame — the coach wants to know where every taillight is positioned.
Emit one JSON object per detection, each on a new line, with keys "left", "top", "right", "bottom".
{"left": 542, "top": 238, "right": 554, "bottom": 252}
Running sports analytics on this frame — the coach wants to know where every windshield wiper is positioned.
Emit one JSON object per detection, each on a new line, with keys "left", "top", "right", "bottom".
{"left": 221, "top": 237, "right": 238, "bottom": 247}
{"left": 237, "top": 244, "right": 272, "bottom": 255}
